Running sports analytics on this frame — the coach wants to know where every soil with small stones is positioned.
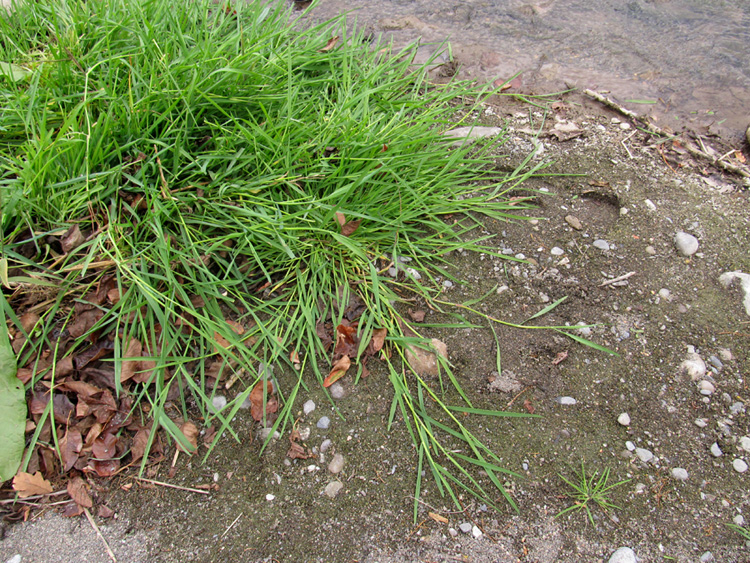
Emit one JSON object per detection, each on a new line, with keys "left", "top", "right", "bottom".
{"left": 2, "top": 92, "right": 750, "bottom": 563}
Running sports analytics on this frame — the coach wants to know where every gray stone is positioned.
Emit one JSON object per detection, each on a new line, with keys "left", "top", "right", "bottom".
{"left": 329, "top": 383, "right": 346, "bottom": 400}
{"left": 320, "top": 439, "right": 332, "bottom": 453}
{"left": 565, "top": 215, "right": 583, "bottom": 230}
{"left": 317, "top": 416, "right": 331, "bottom": 429}
{"left": 458, "top": 522, "right": 472, "bottom": 534}
{"left": 608, "top": 546, "right": 637, "bottom": 563}
{"left": 698, "top": 380, "right": 715, "bottom": 396}
{"left": 617, "top": 413, "right": 631, "bottom": 426}
{"left": 733, "top": 459, "right": 749, "bottom": 473}
{"left": 700, "top": 551, "right": 714, "bottom": 563}
{"left": 550, "top": 246, "right": 564, "bottom": 256}
{"left": 593, "top": 239, "right": 610, "bottom": 251}
{"left": 328, "top": 453, "right": 345, "bottom": 474}
{"left": 303, "top": 400, "right": 316, "bottom": 415}
{"left": 674, "top": 231, "right": 699, "bottom": 256}
{"left": 710, "top": 443, "right": 723, "bottom": 457}
{"left": 471, "top": 525, "right": 482, "bottom": 539}
{"left": 635, "top": 448, "right": 653, "bottom": 463}
{"left": 323, "top": 481, "right": 344, "bottom": 498}
{"left": 448, "top": 527, "right": 458, "bottom": 538}
{"left": 671, "top": 467, "right": 688, "bottom": 481}
{"left": 556, "top": 396, "right": 577, "bottom": 405}
{"left": 739, "top": 436, "right": 750, "bottom": 452}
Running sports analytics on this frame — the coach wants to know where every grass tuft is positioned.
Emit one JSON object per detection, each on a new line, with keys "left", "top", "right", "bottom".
{"left": 1, "top": 0, "right": 553, "bottom": 515}
{"left": 556, "top": 462, "right": 630, "bottom": 527}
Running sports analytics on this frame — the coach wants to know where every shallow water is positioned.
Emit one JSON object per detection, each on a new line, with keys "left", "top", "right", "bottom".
{"left": 302, "top": 0, "right": 750, "bottom": 140}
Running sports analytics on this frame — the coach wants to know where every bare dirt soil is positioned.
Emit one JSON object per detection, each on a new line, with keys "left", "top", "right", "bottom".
{"left": 2, "top": 91, "right": 750, "bottom": 563}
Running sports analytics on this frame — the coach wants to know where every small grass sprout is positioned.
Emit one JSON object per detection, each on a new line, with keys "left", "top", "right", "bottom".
{"left": 556, "top": 463, "right": 630, "bottom": 527}
{"left": 727, "top": 522, "right": 750, "bottom": 543}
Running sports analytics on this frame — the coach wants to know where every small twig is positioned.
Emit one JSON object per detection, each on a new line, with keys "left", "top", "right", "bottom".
{"left": 133, "top": 477, "right": 210, "bottom": 494}
{"left": 600, "top": 271, "right": 636, "bottom": 287}
{"left": 620, "top": 130, "right": 636, "bottom": 159}
{"left": 84, "top": 507, "right": 117, "bottom": 563}
{"left": 220, "top": 512, "right": 243, "bottom": 539}
{"left": 507, "top": 385, "right": 532, "bottom": 407}
{"left": 0, "top": 490, "right": 68, "bottom": 504}
{"left": 583, "top": 89, "right": 750, "bottom": 181}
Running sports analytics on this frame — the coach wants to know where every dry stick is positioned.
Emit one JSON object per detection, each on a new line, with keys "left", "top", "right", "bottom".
{"left": 600, "top": 271, "right": 636, "bottom": 287}
{"left": 583, "top": 89, "right": 750, "bottom": 181}
{"left": 220, "top": 513, "right": 244, "bottom": 540}
{"left": 133, "top": 476, "right": 210, "bottom": 495}
{"left": 0, "top": 490, "right": 69, "bottom": 504}
{"left": 83, "top": 507, "right": 118, "bottom": 563}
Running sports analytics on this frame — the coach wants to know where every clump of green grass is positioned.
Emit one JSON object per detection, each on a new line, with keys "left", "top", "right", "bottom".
{"left": 727, "top": 522, "right": 750, "bottom": 543}
{"left": 0, "top": 0, "right": 552, "bottom": 516}
{"left": 556, "top": 462, "right": 630, "bottom": 527}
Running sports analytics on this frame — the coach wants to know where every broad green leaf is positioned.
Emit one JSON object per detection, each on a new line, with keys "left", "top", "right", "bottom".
{"left": 0, "top": 296, "right": 26, "bottom": 482}
{"left": 0, "top": 62, "right": 31, "bottom": 83}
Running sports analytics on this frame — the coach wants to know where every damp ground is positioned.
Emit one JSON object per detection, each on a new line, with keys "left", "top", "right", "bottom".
{"left": 2, "top": 89, "right": 750, "bottom": 563}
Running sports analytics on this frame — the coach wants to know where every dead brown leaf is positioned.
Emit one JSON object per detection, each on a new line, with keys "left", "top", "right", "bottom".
{"left": 67, "top": 476, "right": 93, "bottom": 508}
{"left": 552, "top": 350, "right": 568, "bottom": 365}
{"left": 324, "top": 355, "right": 351, "bottom": 387}
{"left": 369, "top": 328, "right": 387, "bottom": 353}
{"left": 98, "top": 505, "right": 116, "bottom": 518}
{"left": 19, "top": 312, "right": 39, "bottom": 334}
{"left": 523, "top": 399, "right": 535, "bottom": 414}
{"left": 407, "top": 309, "right": 426, "bottom": 322}
{"left": 60, "top": 428, "right": 83, "bottom": 472}
{"left": 177, "top": 421, "right": 199, "bottom": 454}
{"left": 333, "top": 323, "right": 359, "bottom": 358}
{"left": 130, "top": 428, "right": 150, "bottom": 462}
{"left": 286, "top": 429, "right": 312, "bottom": 460}
{"left": 335, "top": 211, "right": 346, "bottom": 227}
{"left": 319, "top": 35, "right": 340, "bottom": 52}
{"left": 60, "top": 224, "right": 86, "bottom": 253}
{"left": 120, "top": 338, "right": 143, "bottom": 383}
{"left": 340, "top": 219, "right": 361, "bottom": 237}
{"left": 290, "top": 350, "right": 301, "bottom": 370}
{"left": 12, "top": 471, "right": 53, "bottom": 498}
{"left": 316, "top": 321, "right": 332, "bottom": 352}
{"left": 67, "top": 308, "right": 104, "bottom": 339}
{"left": 428, "top": 512, "right": 449, "bottom": 524}
{"left": 249, "top": 381, "right": 278, "bottom": 422}
{"left": 92, "top": 432, "right": 118, "bottom": 459}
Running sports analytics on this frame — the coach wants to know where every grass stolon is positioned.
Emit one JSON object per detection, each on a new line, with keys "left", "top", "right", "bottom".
{"left": 1, "top": 0, "right": 572, "bottom": 518}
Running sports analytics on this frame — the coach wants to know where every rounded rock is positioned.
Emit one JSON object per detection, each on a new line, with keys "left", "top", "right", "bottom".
{"left": 671, "top": 467, "right": 688, "bottom": 481}
{"left": 266, "top": 494, "right": 275, "bottom": 501}
{"left": 608, "top": 546, "right": 637, "bottom": 563}
{"left": 733, "top": 459, "right": 749, "bottom": 473}
{"left": 459, "top": 522, "right": 472, "bottom": 534}
{"left": 320, "top": 438, "right": 333, "bottom": 453}
{"left": 710, "top": 443, "right": 723, "bottom": 457}
{"left": 328, "top": 453, "right": 345, "bottom": 474}
{"left": 674, "top": 231, "right": 699, "bottom": 257}
{"left": 329, "top": 383, "right": 346, "bottom": 400}
{"left": 471, "top": 525, "right": 483, "bottom": 539}
{"left": 556, "top": 396, "right": 577, "bottom": 406}
{"left": 698, "top": 380, "right": 716, "bottom": 396}
{"left": 593, "top": 239, "right": 611, "bottom": 251}
{"left": 700, "top": 552, "right": 714, "bottom": 563}
{"left": 635, "top": 448, "right": 653, "bottom": 463}
{"left": 739, "top": 436, "right": 750, "bottom": 452}
{"left": 303, "top": 399, "right": 316, "bottom": 415}
{"left": 317, "top": 416, "right": 331, "bottom": 430}
{"left": 550, "top": 246, "right": 564, "bottom": 256}
{"left": 211, "top": 395, "right": 227, "bottom": 411}
{"left": 617, "top": 413, "right": 631, "bottom": 426}
{"left": 324, "top": 481, "right": 344, "bottom": 498}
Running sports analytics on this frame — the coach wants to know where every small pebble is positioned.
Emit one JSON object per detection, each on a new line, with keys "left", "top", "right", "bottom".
{"left": 700, "top": 552, "right": 714, "bottom": 563}
{"left": 317, "top": 416, "right": 331, "bottom": 429}
{"left": 617, "top": 413, "right": 631, "bottom": 426}
{"left": 698, "top": 380, "right": 715, "bottom": 396}
{"left": 733, "top": 459, "right": 749, "bottom": 473}
{"left": 671, "top": 467, "right": 688, "bottom": 481}
{"left": 556, "top": 396, "right": 577, "bottom": 405}
{"left": 459, "top": 522, "right": 472, "bottom": 534}
{"left": 718, "top": 348, "right": 734, "bottom": 362}
{"left": 608, "top": 546, "right": 637, "bottom": 563}
{"left": 739, "top": 437, "right": 750, "bottom": 452}
{"left": 550, "top": 246, "right": 564, "bottom": 256}
{"left": 211, "top": 395, "right": 227, "bottom": 411}
{"left": 329, "top": 383, "right": 346, "bottom": 400}
{"left": 710, "top": 443, "right": 723, "bottom": 457}
{"left": 324, "top": 481, "right": 344, "bottom": 498}
{"left": 734, "top": 514, "right": 746, "bottom": 526}
{"left": 576, "top": 322, "right": 592, "bottom": 337}
{"left": 674, "top": 231, "right": 699, "bottom": 257}
{"left": 593, "top": 239, "right": 610, "bottom": 251}
{"left": 328, "top": 453, "right": 345, "bottom": 474}
{"left": 635, "top": 448, "right": 653, "bottom": 463}
{"left": 320, "top": 438, "right": 332, "bottom": 453}
{"left": 6, "top": 556, "right": 21, "bottom": 563}
{"left": 564, "top": 215, "right": 583, "bottom": 230}
{"left": 442, "top": 280, "right": 454, "bottom": 288}
{"left": 657, "top": 288, "right": 671, "bottom": 301}
{"left": 448, "top": 527, "right": 458, "bottom": 538}
{"left": 708, "top": 356, "right": 723, "bottom": 370}
{"left": 645, "top": 245, "right": 656, "bottom": 255}
{"left": 644, "top": 199, "right": 657, "bottom": 211}
{"left": 730, "top": 402, "right": 745, "bottom": 416}
{"left": 303, "top": 400, "right": 316, "bottom": 415}
{"left": 625, "top": 441, "right": 636, "bottom": 451}
{"left": 298, "top": 426, "right": 311, "bottom": 441}
{"left": 471, "top": 525, "right": 482, "bottom": 539}
{"left": 266, "top": 494, "right": 275, "bottom": 501}
{"left": 695, "top": 418, "right": 708, "bottom": 428}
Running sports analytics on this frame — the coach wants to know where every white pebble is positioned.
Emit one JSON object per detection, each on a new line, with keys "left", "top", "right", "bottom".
{"left": 674, "top": 231, "right": 699, "bottom": 257}
{"left": 734, "top": 514, "right": 746, "bottom": 526}
{"left": 550, "top": 246, "right": 564, "bottom": 256}
{"left": 211, "top": 395, "right": 227, "bottom": 411}
{"left": 266, "top": 494, "right": 275, "bottom": 501}
{"left": 739, "top": 437, "right": 750, "bottom": 453}
{"left": 671, "top": 467, "right": 688, "bottom": 481}
{"left": 329, "top": 383, "right": 346, "bottom": 400}
{"left": 5, "top": 556, "right": 21, "bottom": 563}
{"left": 635, "top": 448, "right": 653, "bottom": 463}
{"left": 324, "top": 481, "right": 344, "bottom": 498}
{"left": 681, "top": 353, "right": 707, "bottom": 380}
{"left": 328, "top": 453, "right": 345, "bottom": 474}
{"left": 644, "top": 199, "right": 657, "bottom": 211}
{"left": 695, "top": 418, "right": 708, "bottom": 428}
{"left": 617, "top": 413, "right": 631, "bottom": 426}
{"left": 710, "top": 443, "right": 723, "bottom": 457}
{"left": 459, "top": 522, "right": 472, "bottom": 534}
{"left": 625, "top": 441, "right": 636, "bottom": 451}
{"left": 303, "top": 400, "right": 316, "bottom": 415}
{"left": 733, "top": 459, "right": 748, "bottom": 473}
{"left": 608, "top": 546, "right": 637, "bottom": 563}
{"left": 658, "top": 288, "right": 672, "bottom": 301}
{"left": 556, "top": 396, "right": 577, "bottom": 405}
{"left": 317, "top": 416, "right": 331, "bottom": 429}
{"left": 593, "top": 239, "right": 610, "bottom": 251}
{"left": 698, "top": 380, "right": 715, "bottom": 396}
{"left": 472, "top": 525, "right": 483, "bottom": 539}
{"left": 320, "top": 438, "right": 332, "bottom": 453}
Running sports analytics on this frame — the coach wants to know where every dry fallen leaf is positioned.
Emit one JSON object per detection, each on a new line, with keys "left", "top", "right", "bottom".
{"left": 13, "top": 471, "right": 53, "bottom": 498}
{"left": 60, "top": 224, "right": 86, "bottom": 253}
{"left": 60, "top": 428, "right": 83, "bottom": 472}
{"left": 552, "top": 350, "right": 568, "bottom": 365}
{"left": 249, "top": 381, "right": 278, "bottom": 422}
{"left": 407, "top": 309, "right": 426, "bottom": 322}
{"left": 177, "top": 421, "right": 199, "bottom": 454}
{"left": 523, "top": 399, "right": 535, "bottom": 414}
{"left": 324, "top": 355, "right": 351, "bottom": 387}
{"left": 290, "top": 350, "right": 301, "bottom": 370}
{"left": 370, "top": 328, "right": 387, "bottom": 352}
{"left": 130, "top": 428, "right": 150, "bottom": 462}
{"left": 67, "top": 476, "right": 93, "bottom": 508}
{"left": 319, "top": 35, "right": 340, "bottom": 52}
{"left": 428, "top": 512, "right": 449, "bottom": 524}
{"left": 340, "top": 219, "right": 361, "bottom": 237}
